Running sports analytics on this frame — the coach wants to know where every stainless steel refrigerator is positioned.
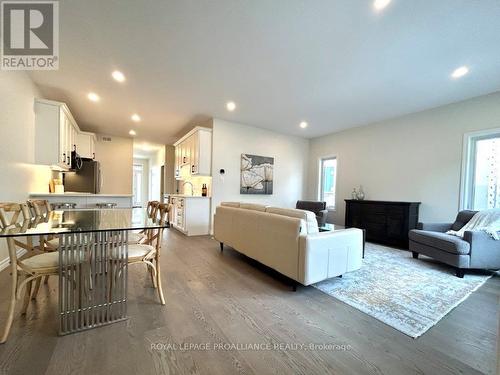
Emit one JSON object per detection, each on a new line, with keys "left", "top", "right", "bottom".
{"left": 64, "top": 159, "right": 101, "bottom": 193}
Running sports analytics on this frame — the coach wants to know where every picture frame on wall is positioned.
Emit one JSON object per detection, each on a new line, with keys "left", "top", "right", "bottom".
{"left": 240, "top": 154, "right": 274, "bottom": 195}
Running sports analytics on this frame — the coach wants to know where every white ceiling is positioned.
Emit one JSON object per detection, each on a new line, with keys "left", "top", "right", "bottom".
{"left": 133, "top": 141, "right": 165, "bottom": 160}
{"left": 29, "top": 0, "right": 500, "bottom": 144}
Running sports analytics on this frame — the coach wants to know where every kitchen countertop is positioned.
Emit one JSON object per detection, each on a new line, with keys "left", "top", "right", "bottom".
{"left": 29, "top": 193, "right": 133, "bottom": 197}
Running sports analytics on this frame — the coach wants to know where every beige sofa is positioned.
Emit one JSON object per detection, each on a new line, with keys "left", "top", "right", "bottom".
{"left": 213, "top": 202, "right": 363, "bottom": 286}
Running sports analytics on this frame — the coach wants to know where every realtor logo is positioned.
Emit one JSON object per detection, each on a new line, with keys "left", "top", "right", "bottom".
{"left": 1, "top": 1, "right": 59, "bottom": 70}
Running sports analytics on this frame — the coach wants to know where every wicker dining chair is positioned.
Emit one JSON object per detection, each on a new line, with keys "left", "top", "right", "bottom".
{"left": 26, "top": 199, "right": 61, "bottom": 295}
{"left": 119, "top": 203, "right": 168, "bottom": 305}
{"left": 27, "top": 200, "right": 59, "bottom": 252}
{"left": 0, "top": 203, "right": 58, "bottom": 343}
{"left": 128, "top": 200, "right": 161, "bottom": 244}
{"left": 0, "top": 202, "right": 90, "bottom": 343}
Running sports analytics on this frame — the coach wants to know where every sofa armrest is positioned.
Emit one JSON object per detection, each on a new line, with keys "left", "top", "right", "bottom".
{"left": 417, "top": 222, "right": 452, "bottom": 232}
{"left": 463, "top": 230, "right": 500, "bottom": 269}
{"left": 298, "top": 228, "right": 363, "bottom": 285}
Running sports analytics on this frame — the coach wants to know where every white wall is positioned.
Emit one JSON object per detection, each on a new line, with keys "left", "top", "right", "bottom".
{"left": 307, "top": 91, "right": 500, "bottom": 225}
{"left": 211, "top": 118, "right": 309, "bottom": 214}
{"left": 0, "top": 71, "right": 52, "bottom": 261}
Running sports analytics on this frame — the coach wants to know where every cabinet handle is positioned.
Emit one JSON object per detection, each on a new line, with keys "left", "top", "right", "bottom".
{"left": 92, "top": 152, "right": 95, "bottom": 160}
{"left": 191, "top": 165, "right": 195, "bottom": 173}
{"left": 67, "top": 156, "right": 71, "bottom": 165}
{"left": 73, "top": 144, "right": 77, "bottom": 151}
{"left": 62, "top": 152, "right": 66, "bottom": 163}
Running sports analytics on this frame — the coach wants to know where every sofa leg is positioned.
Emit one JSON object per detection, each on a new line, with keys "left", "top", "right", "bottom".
{"left": 455, "top": 268, "right": 465, "bottom": 278}
{"left": 412, "top": 251, "right": 419, "bottom": 259}
{"left": 220, "top": 242, "right": 223, "bottom": 252}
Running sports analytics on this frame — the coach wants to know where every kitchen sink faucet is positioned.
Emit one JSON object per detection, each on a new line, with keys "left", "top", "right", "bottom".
{"left": 182, "top": 181, "right": 194, "bottom": 196}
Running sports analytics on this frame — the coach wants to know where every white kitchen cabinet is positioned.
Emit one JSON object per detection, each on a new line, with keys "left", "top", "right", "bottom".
{"left": 77, "top": 131, "right": 97, "bottom": 159}
{"left": 170, "top": 195, "right": 211, "bottom": 236}
{"left": 191, "top": 128, "right": 211, "bottom": 175}
{"left": 174, "top": 144, "right": 181, "bottom": 179}
{"left": 173, "top": 127, "right": 212, "bottom": 179}
{"left": 35, "top": 99, "right": 97, "bottom": 170}
{"left": 35, "top": 99, "right": 78, "bottom": 170}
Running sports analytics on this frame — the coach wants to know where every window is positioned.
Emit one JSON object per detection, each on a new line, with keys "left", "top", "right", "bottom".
{"left": 319, "top": 157, "right": 337, "bottom": 209}
{"left": 461, "top": 129, "right": 500, "bottom": 210}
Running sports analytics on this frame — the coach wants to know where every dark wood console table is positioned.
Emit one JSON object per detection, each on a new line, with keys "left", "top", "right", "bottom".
{"left": 344, "top": 200, "right": 420, "bottom": 249}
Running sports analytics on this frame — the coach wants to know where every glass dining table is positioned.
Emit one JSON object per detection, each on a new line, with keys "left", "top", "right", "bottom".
{"left": 0, "top": 208, "right": 167, "bottom": 336}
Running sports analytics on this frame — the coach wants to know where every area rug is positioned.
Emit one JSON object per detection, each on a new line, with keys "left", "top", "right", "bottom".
{"left": 313, "top": 243, "right": 494, "bottom": 338}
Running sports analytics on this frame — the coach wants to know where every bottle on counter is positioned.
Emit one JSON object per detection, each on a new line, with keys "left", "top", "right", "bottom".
{"left": 201, "top": 184, "right": 208, "bottom": 197}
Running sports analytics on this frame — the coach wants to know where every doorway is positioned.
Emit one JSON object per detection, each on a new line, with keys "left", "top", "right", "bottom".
{"left": 133, "top": 159, "right": 149, "bottom": 208}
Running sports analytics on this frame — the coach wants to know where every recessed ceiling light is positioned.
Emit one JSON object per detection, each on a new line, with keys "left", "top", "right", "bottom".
{"left": 112, "top": 70, "right": 126, "bottom": 82}
{"left": 129, "top": 130, "right": 136, "bottom": 136}
{"left": 87, "top": 92, "right": 100, "bottom": 102}
{"left": 299, "top": 121, "right": 308, "bottom": 129}
{"left": 374, "top": 0, "right": 391, "bottom": 11}
{"left": 451, "top": 66, "right": 469, "bottom": 79}
{"left": 131, "top": 114, "right": 141, "bottom": 122}
{"left": 226, "top": 101, "right": 236, "bottom": 111}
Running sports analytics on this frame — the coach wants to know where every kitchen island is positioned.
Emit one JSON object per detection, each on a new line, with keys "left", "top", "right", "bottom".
{"left": 169, "top": 194, "right": 211, "bottom": 236}
{"left": 29, "top": 193, "right": 133, "bottom": 209}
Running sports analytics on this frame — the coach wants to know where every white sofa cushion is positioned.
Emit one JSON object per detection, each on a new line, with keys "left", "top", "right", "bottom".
{"left": 240, "top": 203, "right": 268, "bottom": 212}
{"left": 266, "top": 207, "right": 319, "bottom": 234}
{"left": 221, "top": 202, "right": 240, "bottom": 208}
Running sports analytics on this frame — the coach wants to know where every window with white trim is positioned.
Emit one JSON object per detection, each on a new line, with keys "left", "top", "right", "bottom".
{"left": 461, "top": 129, "right": 500, "bottom": 210}
{"left": 319, "top": 157, "right": 337, "bottom": 209}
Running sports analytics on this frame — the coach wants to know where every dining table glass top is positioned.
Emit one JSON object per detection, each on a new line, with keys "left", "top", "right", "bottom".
{"left": 0, "top": 208, "right": 166, "bottom": 238}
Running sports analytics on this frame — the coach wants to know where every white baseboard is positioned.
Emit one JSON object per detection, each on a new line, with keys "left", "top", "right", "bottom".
{"left": 0, "top": 249, "right": 27, "bottom": 273}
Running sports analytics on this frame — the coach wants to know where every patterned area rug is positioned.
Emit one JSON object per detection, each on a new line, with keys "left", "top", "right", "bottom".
{"left": 313, "top": 243, "right": 494, "bottom": 338}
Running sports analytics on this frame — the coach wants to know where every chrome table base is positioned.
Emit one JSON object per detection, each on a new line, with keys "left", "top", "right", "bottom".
{"left": 58, "top": 230, "right": 128, "bottom": 335}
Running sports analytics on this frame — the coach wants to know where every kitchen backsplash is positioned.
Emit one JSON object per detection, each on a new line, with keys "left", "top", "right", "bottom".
{"left": 179, "top": 175, "right": 212, "bottom": 196}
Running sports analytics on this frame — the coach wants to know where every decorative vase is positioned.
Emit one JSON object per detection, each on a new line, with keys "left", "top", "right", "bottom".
{"left": 357, "top": 186, "right": 365, "bottom": 200}
{"left": 351, "top": 188, "right": 358, "bottom": 200}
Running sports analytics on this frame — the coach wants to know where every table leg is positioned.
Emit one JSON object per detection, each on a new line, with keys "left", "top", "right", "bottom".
{"left": 59, "top": 230, "right": 128, "bottom": 335}
{"left": 362, "top": 229, "right": 366, "bottom": 259}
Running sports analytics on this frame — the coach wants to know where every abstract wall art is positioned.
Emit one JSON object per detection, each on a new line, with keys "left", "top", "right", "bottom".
{"left": 240, "top": 154, "right": 274, "bottom": 194}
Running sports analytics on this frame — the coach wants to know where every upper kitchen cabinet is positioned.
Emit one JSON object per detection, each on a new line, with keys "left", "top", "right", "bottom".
{"left": 34, "top": 99, "right": 97, "bottom": 170}
{"left": 77, "top": 131, "right": 97, "bottom": 159}
{"left": 174, "top": 127, "right": 212, "bottom": 179}
{"left": 35, "top": 99, "right": 77, "bottom": 170}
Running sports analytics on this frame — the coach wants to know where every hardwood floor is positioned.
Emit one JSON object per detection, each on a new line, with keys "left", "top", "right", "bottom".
{"left": 0, "top": 229, "right": 498, "bottom": 375}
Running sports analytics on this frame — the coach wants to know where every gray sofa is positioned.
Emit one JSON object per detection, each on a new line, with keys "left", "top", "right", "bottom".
{"left": 409, "top": 210, "right": 500, "bottom": 277}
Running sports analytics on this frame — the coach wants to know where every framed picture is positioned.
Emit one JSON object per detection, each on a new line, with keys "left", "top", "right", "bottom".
{"left": 240, "top": 154, "right": 274, "bottom": 194}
